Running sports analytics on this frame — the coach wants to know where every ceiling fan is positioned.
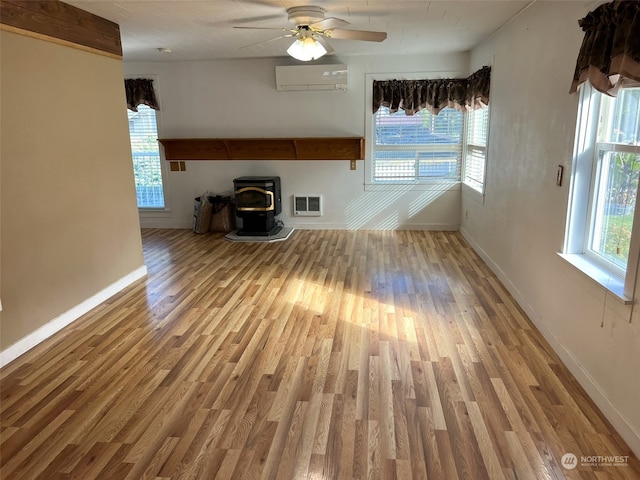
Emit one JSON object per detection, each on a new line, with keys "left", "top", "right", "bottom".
{"left": 234, "top": 5, "right": 387, "bottom": 61}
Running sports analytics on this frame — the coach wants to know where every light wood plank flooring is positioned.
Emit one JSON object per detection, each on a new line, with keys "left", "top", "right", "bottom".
{"left": 1, "top": 229, "right": 638, "bottom": 480}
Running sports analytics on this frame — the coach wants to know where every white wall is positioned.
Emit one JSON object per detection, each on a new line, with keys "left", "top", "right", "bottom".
{"left": 462, "top": 1, "right": 640, "bottom": 455}
{"left": 124, "top": 53, "right": 469, "bottom": 230}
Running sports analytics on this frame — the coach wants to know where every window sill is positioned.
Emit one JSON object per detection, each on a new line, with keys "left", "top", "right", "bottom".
{"left": 462, "top": 182, "right": 485, "bottom": 203}
{"left": 557, "top": 253, "right": 632, "bottom": 304}
{"left": 364, "top": 181, "right": 460, "bottom": 192}
{"left": 139, "top": 208, "right": 172, "bottom": 217}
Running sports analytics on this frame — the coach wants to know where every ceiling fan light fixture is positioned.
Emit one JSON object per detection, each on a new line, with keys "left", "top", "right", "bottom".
{"left": 287, "top": 36, "right": 327, "bottom": 61}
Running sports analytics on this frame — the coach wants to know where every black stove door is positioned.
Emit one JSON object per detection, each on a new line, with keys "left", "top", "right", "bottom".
{"left": 235, "top": 187, "right": 274, "bottom": 212}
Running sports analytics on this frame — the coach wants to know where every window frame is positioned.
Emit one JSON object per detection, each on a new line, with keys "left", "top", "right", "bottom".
{"left": 371, "top": 105, "right": 464, "bottom": 184}
{"left": 125, "top": 74, "right": 169, "bottom": 212}
{"left": 562, "top": 82, "right": 640, "bottom": 302}
{"left": 462, "top": 105, "right": 490, "bottom": 195}
{"left": 365, "top": 72, "right": 466, "bottom": 192}
{"left": 585, "top": 143, "right": 640, "bottom": 277}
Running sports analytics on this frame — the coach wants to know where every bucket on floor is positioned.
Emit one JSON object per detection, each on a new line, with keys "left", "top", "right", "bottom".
{"left": 209, "top": 195, "right": 235, "bottom": 233}
{"left": 192, "top": 192, "right": 213, "bottom": 234}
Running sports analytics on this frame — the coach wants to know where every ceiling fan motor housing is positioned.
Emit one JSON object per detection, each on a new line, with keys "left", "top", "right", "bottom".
{"left": 287, "top": 6, "right": 325, "bottom": 25}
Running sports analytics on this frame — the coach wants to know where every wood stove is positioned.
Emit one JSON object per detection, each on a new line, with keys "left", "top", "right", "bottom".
{"left": 233, "top": 176, "right": 282, "bottom": 236}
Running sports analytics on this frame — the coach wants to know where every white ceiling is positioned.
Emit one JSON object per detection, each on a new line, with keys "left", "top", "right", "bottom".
{"left": 68, "top": 0, "right": 538, "bottom": 62}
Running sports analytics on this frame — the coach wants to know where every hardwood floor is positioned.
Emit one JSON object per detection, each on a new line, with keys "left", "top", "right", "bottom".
{"left": 1, "top": 229, "right": 638, "bottom": 480}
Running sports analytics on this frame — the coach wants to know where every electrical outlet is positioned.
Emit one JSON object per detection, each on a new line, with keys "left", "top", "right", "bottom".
{"left": 350, "top": 159, "right": 357, "bottom": 170}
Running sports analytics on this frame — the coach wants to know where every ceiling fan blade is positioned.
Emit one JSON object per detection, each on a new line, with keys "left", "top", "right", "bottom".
{"left": 224, "top": 14, "right": 284, "bottom": 26}
{"left": 239, "top": 34, "right": 292, "bottom": 50}
{"left": 310, "top": 17, "right": 349, "bottom": 31}
{"left": 234, "top": 26, "right": 291, "bottom": 32}
{"left": 327, "top": 29, "right": 387, "bottom": 42}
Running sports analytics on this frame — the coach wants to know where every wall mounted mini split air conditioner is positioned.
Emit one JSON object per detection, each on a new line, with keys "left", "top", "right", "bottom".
{"left": 275, "top": 64, "right": 348, "bottom": 91}
{"left": 293, "top": 195, "right": 322, "bottom": 216}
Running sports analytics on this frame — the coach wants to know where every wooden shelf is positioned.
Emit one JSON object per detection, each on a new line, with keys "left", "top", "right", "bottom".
{"left": 158, "top": 137, "right": 364, "bottom": 161}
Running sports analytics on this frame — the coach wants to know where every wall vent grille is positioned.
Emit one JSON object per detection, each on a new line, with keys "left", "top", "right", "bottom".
{"left": 293, "top": 195, "right": 322, "bottom": 216}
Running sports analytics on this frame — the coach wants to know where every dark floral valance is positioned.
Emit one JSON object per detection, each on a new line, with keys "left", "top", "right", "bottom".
{"left": 372, "top": 66, "right": 491, "bottom": 116}
{"left": 570, "top": 0, "right": 640, "bottom": 95}
{"left": 125, "top": 78, "right": 160, "bottom": 112}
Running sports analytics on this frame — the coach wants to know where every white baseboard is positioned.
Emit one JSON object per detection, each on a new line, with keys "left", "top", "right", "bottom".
{"left": 459, "top": 228, "right": 640, "bottom": 458}
{"left": 0, "top": 266, "right": 147, "bottom": 368}
{"left": 289, "top": 222, "right": 460, "bottom": 231}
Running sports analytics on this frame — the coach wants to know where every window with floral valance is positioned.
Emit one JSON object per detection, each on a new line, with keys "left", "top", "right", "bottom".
{"left": 563, "top": 0, "right": 640, "bottom": 301}
{"left": 368, "top": 67, "right": 491, "bottom": 188}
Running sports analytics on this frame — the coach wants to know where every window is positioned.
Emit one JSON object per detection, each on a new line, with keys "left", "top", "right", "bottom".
{"left": 564, "top": 82, "right": 640, "bottom": 299}
{"left": 463, "top": 106, "right": 490, "bottom": 193}
{"left": 127, "top": 104, "right": 165, "bottom": 209}
{"left": 372, "top": 106, "right": 463, "bottom": 183}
